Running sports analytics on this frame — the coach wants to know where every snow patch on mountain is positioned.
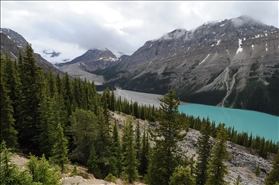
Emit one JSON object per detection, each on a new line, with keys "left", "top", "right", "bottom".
{"left": 160, "top": 29, "right": 187, "bottom": 40}
{"left": 236, "top": 39, "right": 243, "bottom": 54}
{"left": 199, "top": 54, "right": 210, "bottom": 65}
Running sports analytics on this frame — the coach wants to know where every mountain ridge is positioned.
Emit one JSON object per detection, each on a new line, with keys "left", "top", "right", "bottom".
{"left": 0, "top": 28, "right": 66, "bottom": 77}
{"left": 89, "top": 15, "right": 279, "bottom": 116}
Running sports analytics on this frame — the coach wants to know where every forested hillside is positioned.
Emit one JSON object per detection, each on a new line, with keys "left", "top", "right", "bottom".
{"left": 1, "top": 45, "right": 279, "bottom": 185}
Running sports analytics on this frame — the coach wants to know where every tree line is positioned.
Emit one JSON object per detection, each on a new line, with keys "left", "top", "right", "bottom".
{"left": 1, "top": 44, "right": 279, "bottom": 185}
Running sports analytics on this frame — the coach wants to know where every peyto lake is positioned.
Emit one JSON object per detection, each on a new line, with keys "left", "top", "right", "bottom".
{"left": 111, "top": 89, "right": 279, "bottom": 142}
{"left": 178, "top": 104, "right": 279, "bottom": 142}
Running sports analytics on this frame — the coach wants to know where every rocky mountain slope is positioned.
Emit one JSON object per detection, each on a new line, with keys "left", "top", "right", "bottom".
{"left": 92, "top": 15, "right": 279, "bottom": 116}
{"left": 0, "top": 28, "right": 65, "bottom": 76}
{"left": 55, "top": 48, "right": 130, "bottom": 87}
{"left": 113, "top": 112, "right": 275, "bottom": 185}
{"left": 56, "top": 48, "right": 119, "bottom": 71}
{"left": 10, "top": 111, "right": 275, "bottom": 185}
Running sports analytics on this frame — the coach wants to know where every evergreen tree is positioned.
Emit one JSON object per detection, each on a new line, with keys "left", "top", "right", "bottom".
{"left": 135, "top": 120, "right": 141, "bottom": 162}
{"left": 110, "top": 90, "right": 115, "bottom": 111}
{"left": 87, "top": 144, "right": 102, "bottom": 178}
{"left": 37, "top": 81, "right": 58, "bottom": 157}
{"left": 139, "top": 124, "right": 150, "bottom": 176}
{"left": 195, "top": 117, "right": 212, "bottom": 185}
{"left": 95, "top": 106, "right": 114, "bottom": 178}
{"left": 147, "top": 90, "right": 187, "bottom": 185}
{"left": 122, "top": 117, "right": 139, "bottom": 183}
{"left": 69, "top": 109, "right": 97, "bottom": 164}
{"left": 17, "top": 44, "right": 43, "bottom": 150}
{"left": 234, "top": 175, "right": 243, "bottom": 185}
{"left": 0, "top": 80, "right": 18, "bottom": 149}
{"left": 50, "top": 123, "right": 70, "bottom": 173}
{"left": 61, "top": 73, "right": 74, "bottom": 125}
{"left": 27, "top": 154, "right": 61, "bottom": 185}
{"left": 205, "top": 124, "right": 229, "bottom": 185}
{"left": 255, "top": 163, "right": 261, "bottom": 176}
{"left": 259, "top": 138, "right": 268, "bottom": 158}
{"left": 265, "top": 150, "right": 279, "bottom": 185}
{"left": 3, "top": 55, "right": 22, "bottom": 138}
{"left": 112, "top": 122, "right": 123, "bottom": 177}
{"left": 101, "top": 88, "right": 110, "bottom": 125}
{"left": 0, "top": 141, "right": 34, "bottom": 185}
{"left": 169, "top": 167, "right": 196, "bottom": 185}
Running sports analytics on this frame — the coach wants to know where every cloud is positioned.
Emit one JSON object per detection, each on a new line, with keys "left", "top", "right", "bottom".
{"left": 1, "top": 1, "right": 278, "bottom": 61}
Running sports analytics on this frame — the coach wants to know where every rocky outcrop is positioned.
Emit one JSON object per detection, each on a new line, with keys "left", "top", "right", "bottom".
{"left": 111, "top": 112, "right": 275, "bottom": 185}
{"left": 183, "top": 129, "right": 274, "bottom": 185}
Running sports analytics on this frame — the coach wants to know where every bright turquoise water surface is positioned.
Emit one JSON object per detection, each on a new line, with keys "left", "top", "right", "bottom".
{"left": 178, "top": 104, "right": 279, "bottom": 142}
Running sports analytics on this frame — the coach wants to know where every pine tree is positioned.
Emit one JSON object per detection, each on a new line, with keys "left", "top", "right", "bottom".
{"left": 87, "top": 144, "right": 102, "bottom": 178}
{"left": 3, "top": 55, "right": 22, "bottom": 139}
{"left": 255, "top": 163, "right": 261, "bottom": 176}
{"left": 50, "top": 123, "right": 70, "bottom": 173}
{"left": 147, "top": 90, "right": 186, "bottom": 185}
{"left": 27, "top": 154, "right": 61, "bottom": 185}
{"left": 17, "top": 44, "right": 43, "bottom": 150}
{"left": 135, "top": 120, "right": 141, "bottom": 162}
{"left": 265, "top": 150, "right": 279, "bottom": 185}
{"left": 110, "top": 90, "right": 115, "bottom": 111}
{"left": 205, "top": 124, "right": 229, "bottom": 185}
{"left": 101, "top": 88, "right": 110, "bottom": 125}
{"left": 95, "top": 106, "right": 114, "bottom": 178}
{"left": 0, "top": 141, "right": 34, "bottom": 185}
{"left": 122, "top": 117, "right": 139, "bottom": 183}
{"left": 139, "top": 124, "right": 150, "bottom": 176}
{"left": 112, "top": 121, "right": 123, "bottom": 177}
{"left": 0, "top": 81, "right": 18, "bottom": 149}
{"left": 169, "top": 167, "right": 195, "bottom": 185}
{"left": 195, "top": 117, "right": 212, "bottom": 185}
{"left": 61, "top": 73, "right": 74, "bottom": 124}
{"left": 69, "top": 109, "right": 97, "bottom": 164}
{"left": 37, "top": 80, "right": 58, "bottom": 157}
{"left": 234, "top": 175, "right": 243, "bottom": 185}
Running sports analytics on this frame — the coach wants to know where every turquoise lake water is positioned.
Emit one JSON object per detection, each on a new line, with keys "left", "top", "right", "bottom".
{"left": 178, "top": 104, "right": 279, "bottom": 142}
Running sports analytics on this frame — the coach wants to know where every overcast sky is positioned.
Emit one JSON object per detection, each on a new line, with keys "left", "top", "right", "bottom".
{"left": 1, "top": 1, "right": 278, "bottom": 64}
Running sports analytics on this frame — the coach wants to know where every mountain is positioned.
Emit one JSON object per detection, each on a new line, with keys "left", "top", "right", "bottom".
{"left": 93, "top": 15, "right": 279, "bottom": 116}
{"left": 0, "top": 28, "right": 65, "bottom": 76}
{"left": 55, "top": 48, "right": 118, "bottom": 71}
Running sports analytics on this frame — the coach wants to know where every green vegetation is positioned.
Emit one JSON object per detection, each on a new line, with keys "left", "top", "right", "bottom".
{"left": 234, "top": 77, "right": 279, "bottom": 116}
{"left": 207, "top": 71, "right": 223, "bottom": 85}
{"left": 195, "top": 118, "right": 212, "bottom": 185}
{"left": 179, "top": 90, "right": 227, "bottom": 106}
{"left": 0, "top": 46, "right": 278, "bottom": 184}
{"left": 229, "top": 68, "right": 238, "bottom": 79}
{"left": 169, "top": 167, "right": 195, "bottom": 185}
{"left": 104, "top": 173, "right": 117, "bottom": 183}
{"left": 122, "top": 117, "right": 139, "bottom": 183}
{"left": 265, "top": 151, "right": 279, "bottom": 185}
{"left": 205, "top": 124, "right": 229, "bottom": 185}
{"left": 255, "top": 163, "right": 261, "bottom": 176}
{"left": 250, "top": 63, "right": 260, "bottom": 72}
{"left": 147, "top": 90, "right": 187, "bottom": 185}
{"left": 0, "top": 141, "right": 61, "bottom": 185}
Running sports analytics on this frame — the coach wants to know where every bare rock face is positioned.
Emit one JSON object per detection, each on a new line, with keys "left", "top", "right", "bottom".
{"left": 111, "top": 112, "right": 275, "bottom": 185}
{"left": 98, "top": 16, "right": 279, "bottom": 115}
{"left": 183, "top": 129, "right": 274, "bottom": 185}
